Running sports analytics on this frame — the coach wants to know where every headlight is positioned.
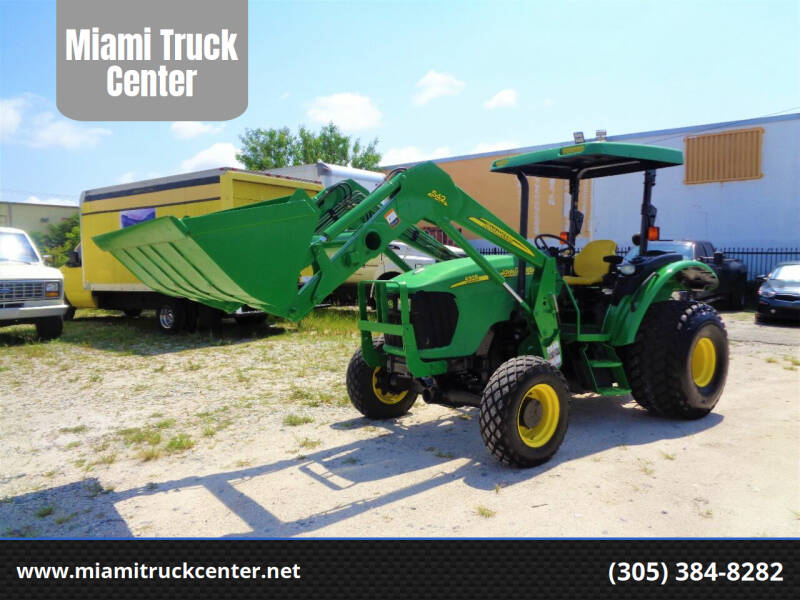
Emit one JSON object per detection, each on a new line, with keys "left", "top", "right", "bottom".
{"left": 45, "top": 281, "right": 60, "bottom": 297}
{"left": 759, "top": 288, "right": 776, "bottom": 298}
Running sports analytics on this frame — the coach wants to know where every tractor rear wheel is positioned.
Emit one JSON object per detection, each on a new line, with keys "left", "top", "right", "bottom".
{"left": 479, "top": 356, "right": 570, "bottom": 468}
{"left": 346, "top": 337, "right": 418, "bottom": 419}
{"left": 621, "top": 301, "right": 728, "bottom": 419}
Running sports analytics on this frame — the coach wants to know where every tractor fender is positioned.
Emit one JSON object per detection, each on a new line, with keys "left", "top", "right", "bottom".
{"left": 606, "top": 259, "right": 718, "bottom": 347}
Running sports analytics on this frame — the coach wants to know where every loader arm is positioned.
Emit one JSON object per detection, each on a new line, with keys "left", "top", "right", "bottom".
{"left": 295, "top": 161, "right": 560, "bottom": 349}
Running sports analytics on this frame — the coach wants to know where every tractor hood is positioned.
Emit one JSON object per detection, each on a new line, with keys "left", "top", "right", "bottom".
{"left": 391, "top": 254, "right": 527, "bottom": 293}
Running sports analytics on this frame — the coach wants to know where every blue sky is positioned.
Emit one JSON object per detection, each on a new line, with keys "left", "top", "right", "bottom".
{"left": 1, "top": 0, "right": 798, "bottom": 206}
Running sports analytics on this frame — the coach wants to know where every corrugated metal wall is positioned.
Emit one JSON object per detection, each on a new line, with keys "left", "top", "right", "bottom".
{"left": 684, "top": 127, "right": 764, "bottom": 184}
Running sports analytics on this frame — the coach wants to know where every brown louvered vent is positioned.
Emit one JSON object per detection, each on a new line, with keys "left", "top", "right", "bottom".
{"left": 684, "top": 127, "right": 764, "bottom": 184}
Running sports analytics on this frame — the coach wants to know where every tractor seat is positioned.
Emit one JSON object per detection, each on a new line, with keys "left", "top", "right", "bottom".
{"left": 562, "top": 240, "right": 617, "bottom": 286}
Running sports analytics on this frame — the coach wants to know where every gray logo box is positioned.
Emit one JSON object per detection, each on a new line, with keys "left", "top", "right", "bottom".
{"left": 57, "top": 0, "right": 247, "bottom": 121}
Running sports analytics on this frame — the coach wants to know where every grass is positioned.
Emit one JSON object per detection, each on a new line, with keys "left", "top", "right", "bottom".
{"left": 119, "top": 427, "right": 161, "bottom": 447}
{"left": 297, "top": 437, "right": 321, "bottom": 450}
{"left": 59, "top": 425, "right": 87, "bottom": 434}
{"left": 154, "top": 418, "right": 176, "bottom": 429}
{"left": 660, "top": 451, "right": 676, "bottom": 461}
{"left": 35, "top": 506, "right": 55, "bottom": 518}
{"left": 283, "top": 413, "right": 314, "bottom": 427}
{"left": 54, "top": 512, "right": 78, "bottom": 525}
{"left": 765, "top": 357, "right": 778, "bottom": 364}
{"left": 475, "top": 505, "right": 496, "bottom": 518}
{"left": 294, "top": 308, "right": 359, "bottom": 337}
{"left": 165, "top": 434, "right": 194, "bottom": 453}
{"left": 138, "top": 447, "right": 162, "bottom": 461}
{"left": 186, "top": 361, "right": 204, "bottom": 371}
{"left": 786, "top": 357, "right": 800, "bottom": 366}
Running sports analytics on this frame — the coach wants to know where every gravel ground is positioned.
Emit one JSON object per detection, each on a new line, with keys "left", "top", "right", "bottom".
{"left": 1, "top": 309, "right": 798, "bottom": 538}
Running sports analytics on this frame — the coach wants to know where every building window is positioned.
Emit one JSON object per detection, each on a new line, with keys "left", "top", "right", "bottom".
{"left": 684, "top": 127, "right": 764, "bottom": 184}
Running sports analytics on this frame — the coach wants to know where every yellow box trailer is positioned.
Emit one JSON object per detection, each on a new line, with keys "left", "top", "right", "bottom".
{"left": 62, "top": 169, "right": 321, "bottom": 332}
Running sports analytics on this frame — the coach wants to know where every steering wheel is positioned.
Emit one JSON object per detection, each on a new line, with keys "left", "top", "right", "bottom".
{"left": 534, "top": 234, "right": 576, "bottom": 257}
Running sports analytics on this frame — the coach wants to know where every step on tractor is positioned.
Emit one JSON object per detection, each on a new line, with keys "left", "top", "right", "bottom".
{"left": 95, "top": 141, "right": 729, "bottom": 467}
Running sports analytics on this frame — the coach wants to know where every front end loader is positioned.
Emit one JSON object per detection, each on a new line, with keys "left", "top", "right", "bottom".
{"left": 95, "top": 141, "right": 728, "bottom": 467}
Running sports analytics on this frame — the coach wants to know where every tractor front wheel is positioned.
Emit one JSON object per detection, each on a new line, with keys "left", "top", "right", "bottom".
{"left": 346, "top": 337, "right": 417, "bottom": 419}
{"left": 621, "top": 301, "right": 728, "bottom": 419}
{"left": 479, "top": 356, "right": 570, "bottom": 468}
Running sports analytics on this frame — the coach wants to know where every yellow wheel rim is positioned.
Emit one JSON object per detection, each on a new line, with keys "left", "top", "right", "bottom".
{"left": 516, "top": 383, "right": 560, "bottom": 448}
{"left": 371, "top": 368, "right": 408, "bottom": 405}
{"left": 691, "top": 337, "right": 717, "bottom": 387}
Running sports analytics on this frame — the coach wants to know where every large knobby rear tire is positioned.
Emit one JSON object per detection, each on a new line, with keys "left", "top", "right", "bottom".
{"left": 621, "top": 301, "right": 728, "bottom": 419}
{"left": 346, "top": 337, "right": 417, "bottom": 419}
{"left": 479, "top": 356, "right": 570, "bottom": 468}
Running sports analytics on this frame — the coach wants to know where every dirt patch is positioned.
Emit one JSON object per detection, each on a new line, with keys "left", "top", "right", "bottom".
{"left": 1, "top": 310, "right": 798, "bottom": 537}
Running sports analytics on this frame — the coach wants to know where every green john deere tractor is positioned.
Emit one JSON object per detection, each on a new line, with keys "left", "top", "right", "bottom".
{"left": 95, "top": 141, "right": 728, "bottom": 467}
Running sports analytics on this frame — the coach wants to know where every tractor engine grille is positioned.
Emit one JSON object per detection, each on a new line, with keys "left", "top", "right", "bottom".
{"left": 0, "top": 281, "right": 45, "bottom": 301}
{"left": 385, "top": 291, "right": 458, "bottom": 350}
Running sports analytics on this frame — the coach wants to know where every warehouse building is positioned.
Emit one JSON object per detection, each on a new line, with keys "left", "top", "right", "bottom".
{"left": 0, "top": 200, "right": 78, "bottom": 235}
{"left": 383, "top": 113, "right": 799, "bottom": 251}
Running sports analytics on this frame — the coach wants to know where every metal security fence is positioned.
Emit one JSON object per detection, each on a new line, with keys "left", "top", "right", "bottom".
{"left": 477, "top": 245, "right": 800, "bottom": 281}
{"left": 719, "top": 247, "right": 800, "bottom": 279}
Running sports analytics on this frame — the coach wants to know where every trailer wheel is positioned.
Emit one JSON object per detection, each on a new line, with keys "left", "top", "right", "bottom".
{"left": 621, "top": 301, "right": 728, "bottom": 419}
{"left": 35, "top": 316, "right": 63, "bottom": 340}
{"left": 479, "top": 356, "right": 570, "bottom": 468}
{"left": 346, "top": 337, "right": 417, "bottom": 419}
{"left": 156, "top": 300, "right": 186, "bottom": 334}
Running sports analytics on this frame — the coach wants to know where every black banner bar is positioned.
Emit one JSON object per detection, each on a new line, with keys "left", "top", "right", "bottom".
{"left": 2, "top": 539, "right": 798, "bottom": 599}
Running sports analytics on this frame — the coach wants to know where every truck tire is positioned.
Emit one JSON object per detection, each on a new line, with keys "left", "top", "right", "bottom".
{"left": 35, "top": 316, "right": 63, "bottom": 340}
{"left": 479, "top": 356, "right": 570, "bottom": 468}
{"left": 346, "top": 337, "right": 417, "bottom": 419}
{"left": 63, "top": 304, "right": 76, "bottom": 321}
{"left": 621, "top": 301, "right": 728, "bottom": 419}
{"left": 156, "top": 300, "right": 186, "bottom": 334}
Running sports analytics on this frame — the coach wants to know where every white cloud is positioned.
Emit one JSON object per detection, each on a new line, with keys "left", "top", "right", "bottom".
{"left": 471, "top": 141, "right": 522, "bottom": 154}
{"left": 306, "top": 93, "right": 382, "bottom": 131}
{"left": 170, "top": 121, "right": 225, "bottom": 139}
{"left": 1, "top": 94, "right": 111, "bottom": 149}
{"left": 381, "top": 146, "right": 451, "bottom": 166}
{"left": 181, "top": 143, "right": 242, "bottom": 171}
{"left": 484, "top": 89, "right": 518, "bottom": 109}
{"left": 28, "top": 112, "right": 110, "bottom": 149}
{"left": 0, "top": 97, "right": 26, "bottom": 137}
{"left": 25, "top": 195, "right": 79, "bottom": 207}
{"left": 118, "top": 172, "right": 137, "bottom": 184}
{"left": 413, "top": 71, "right": 465, "bottom": 106}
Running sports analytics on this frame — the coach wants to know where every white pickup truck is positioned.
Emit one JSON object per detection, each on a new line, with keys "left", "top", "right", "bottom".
{"left": 0, "top": 227, "right": 68, "bottom": 339}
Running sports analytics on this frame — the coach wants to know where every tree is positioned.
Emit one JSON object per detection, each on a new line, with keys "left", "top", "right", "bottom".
{"left": 236, "top": 123, "right": 381, "bottom": 171}
{"left": 29, "top": 213, "right": 80, "bottom": 267}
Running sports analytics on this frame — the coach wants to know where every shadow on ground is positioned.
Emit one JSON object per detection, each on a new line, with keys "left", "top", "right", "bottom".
{"left": 1, "top": 394, "right": 722, "bottom": 538}
{"left": 0, "top": 313, "right": 287, "bottom": 356}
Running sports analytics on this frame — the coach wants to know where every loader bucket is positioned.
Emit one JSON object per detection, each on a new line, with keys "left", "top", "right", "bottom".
{"left": 93, "top": 189, "right": 319, "bottom": 318}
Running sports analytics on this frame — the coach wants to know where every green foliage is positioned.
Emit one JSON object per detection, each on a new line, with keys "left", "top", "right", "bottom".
{"left": 237, "top": 123, "right": 381, "bottom": 171}
{"left": 30, "top": 213, "right": 80, "bottom": 267}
